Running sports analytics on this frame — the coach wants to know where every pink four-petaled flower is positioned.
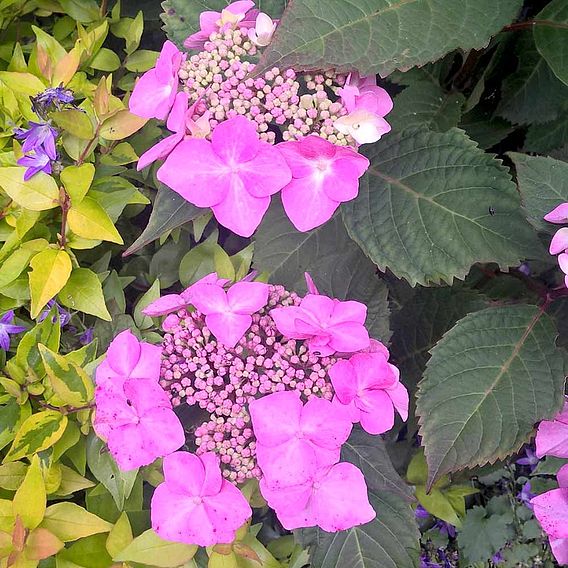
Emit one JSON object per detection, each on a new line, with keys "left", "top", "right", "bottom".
{"left": 536, "top": 399, "right": 568, "bottom": 459}
{"left": 151, "top": 451, "right": 252, "bottom": 546}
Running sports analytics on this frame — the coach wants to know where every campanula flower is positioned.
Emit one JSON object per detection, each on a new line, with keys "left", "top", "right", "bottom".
{"left": 249, "top": 391, "right": 352, "bottom": 488}
{"left": 329, "top": 350, "right": 409, "bottom": 435}
{"left": 129, "top": 41, "right": 183, "bottom": 120}
{"left": 277, "top": 135, "right": 369, "bottom": 231}
{"left": 158, "top": 115, "right": 292, "bottom": 237}
{"left": 270, "top": 293, "right": 370, "bottom": 356}
{"left": 151, "top": 451, "right": 252, "bottom": 546}
{"left": 535, "top": 399, "right": 568, "bottom": 458}
{"left": 17, "top": 148, "right": 52, "bottom": 180}
{"left": 0, "top": 311, "right": 26, "bottom": 351}
{"left": 248, "top": 12, "right": 277, "bottom": 46}
{"left": 516, "top": 446, "right": 539, "bottom": 470}
{"left": 38, "top": 300, "right": 71, "bottom": 326}
{"left": 517, "top": 481, "right": 534, "bottom": 508}
{"left": 79, "top": 328, "right": 94, "bottom": 345}
{"left": 189, "top": 280, "right": 269, "bottom": 347}
{"left": 259, "top": 461, "right": 375, "bottom": 531}
{"left": 14, "top": 121, "right": 57, "bottom": 158}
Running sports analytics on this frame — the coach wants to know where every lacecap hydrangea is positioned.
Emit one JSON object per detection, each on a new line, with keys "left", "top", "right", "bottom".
{"left": 93, "top": 273, "right": 408, "bottom": 546}
{"left": 127, "top": 0, "right": 393, "bottom": 236}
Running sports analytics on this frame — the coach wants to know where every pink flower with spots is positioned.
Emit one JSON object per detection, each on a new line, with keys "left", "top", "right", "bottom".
{"left": 536, "top": 400, "right": 568, "bottom": 458}
{"left": 190, "top": 280, "right": 269, "bottom": 347}
{"left": 270, "top": 293, "right": 370, "bottom": 356}
{"left": 157, "top": 115, "right": 292, "bottom": 237}
{"left": 545, "top": 203, "right": 568, "bottom": 224}
{"left": 278, "top": 136, "right": 369, "bottom": 232}
{"left": 329, "top": 350, "right": 408, "bottom": 435}
{"left": 129, "top": 41, "right": 183, "bottom": 120}
{"left": 249, "top": 391, "right": 352, "bottom": 488}
{"left": 260, "top": 462, "right": 375, "bottom": 531}
{"left": 151, "top": 451, "right": 252, "bottom": 546}
{"left": 531, "top": 464, "right": 568, "bottom": 565}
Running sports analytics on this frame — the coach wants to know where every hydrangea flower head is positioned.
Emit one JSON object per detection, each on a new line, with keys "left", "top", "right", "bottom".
{"left": 0, "top": 311, "right": 26, "bottom": 351}
{"left": 329, "top": 350, "right": 409, "bottom": 435}
{"left": 151, "top": 451, "right": 252, "bottom": 546}
{"left": 535, "top": 399, "right": 568, "bottom": 458}
{"left": 278, "top": 135, "right": 369, "bottom": 231}
{"left": 129, "top": 40, "right": 183, "bottom": 120}
{"left": 157, "top": 115, "right": 292, "bottom": 236}
{"left": 270, "top": 293, "right": 370, "bottom": 355}
{"left": 336, "top": 72, "right": 379, "bottom": 112}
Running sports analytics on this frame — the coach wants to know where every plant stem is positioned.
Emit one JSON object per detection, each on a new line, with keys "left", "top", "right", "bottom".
{"left": 76, "top": 124, "right": 101, "bottom": 166}
{"left": 58, "top": 187, "right": 70, "bottom": 248}
{"left": 503, "top": 19, "right": 568, "bottom": 32}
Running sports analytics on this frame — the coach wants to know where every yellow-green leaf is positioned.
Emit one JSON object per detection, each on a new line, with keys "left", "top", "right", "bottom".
{"left": 25, "top": 527, "right": 64, "bottom": 560}
{"left": 0, "top": 499, "right": 14, "bottom": 532}
{"left": 0, "top": 167, "right": 59, "bottom": 211}
{"left": 113, "top": 529, "right": 197, "bottom": 567}
{"left": 99, "top": 110, "right": 147, "bottom": 140}
{"left": 12, "top": 455, "right": 46, "bottom": 530}
{"left": 89, "top": 48, "right": 121, "bottom": 72}
{"left": 58, "top": 268, "right": 111, "bottom": 321}
{"left": 39, "top": 344, "right": 94, "bottom": 407}
{"left": 0, "top": 462, "right": 27, "bottom": 490}
{"left": 3, "top": 410, "right": 68, "bottom": 463}
{"left": 105, "top": 512, "right": 133, "bottom": 558}
{"left": 40, "top": 502, "right": 112, "bottom": 542}
{"left": 53, "top": 465, "right": 95, "bottom": 497}
{"left": 60, "top": 164, "right": 95, "bottom": 204}
{"left": 68, "top": 197, "right": 123, "bottom": 244}
{"left": 0, "top": 72, "right": 45, "bottom": 96}
{"left": 29, "top": 249, "right": 72, "bottom": 318}
{"left": 51, "top": 110, "right": 94, "bottom": 140}
{"left": 0, "top": 247, "right": 36, "bottom": 289}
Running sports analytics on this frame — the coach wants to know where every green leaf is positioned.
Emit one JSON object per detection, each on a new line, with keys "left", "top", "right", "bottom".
{"left": 0, "top": 246, "right": 37, "bottom": 289}
{"left": 125, "top": 50, "right": 159, "bottom": 72}
{"left": 254, "top": 203, "right": 390, "bottom": 341}
{"left": 68, "top": 197, "right": 124, "bottom": 244}
{"left": 51, "top": 110, "right": 95, "bottom": 140}
{"left": 460, "top": 107, "right": 514, "bottom": 150}
{"left": 302, "top": 490, "right": 420, "bottom": 568}
{"left": 255, "top": 0, "right": 522, "bottom": 77}
{"left": 417, "top": 305, "right": 565, "bottom": 487}
{"left": 534, "top": 0, "right": 568, "bottom": 87}
{"left": 16, "top": 314, "right": 60, "bottom": 377}
{"left": 60, "top": 164, "right": 95, "bottom": 205}
{"left": 89, "top": 48, "right": 121, "bottom": 72}
{"left": 524, "top": 110, "right": 568, "bottom": 153}
{"left": 509, "top": 153, "right": 568, "bottom": 234}
{"left": 388, "top": 81, "right": 465, "bottom": 132}
{"left": 342, "top": 127, "right": 541, "bottom": 286}
{"left": 57, "top": 533, "right": 113, "bottom": 568}
{"left": 124, "top": 185, "right": 202, "bottom": 255}
{"left": 414, "top": 486, "right": 461, "bottom": 526}
{"left": 58, "top": 268, "right": 111, "bottom": 321}
{"left": 39, "top": 344, "right": 94, "bottom": 407}
{"left": 40, "top": 503, "right": 112, "bottom": 542}
{"left": 99, "top": 110, "right": 147, "bottom": 141}
{"left": 58, "top": 0, "right": 100, "bottom": 22}
{"left": 54, "top": 465, "right": 95, "bottom": 496}
{"left": 133, "top": 279, "right": 160, "bottom": 330}
{"left": 0, "top": 167, "right": 59, "bottom": 211}
{"left": 13, "top": 455, "right": 45, "bottom": 530}
{"left": 105, "top": 512, "right": 133, "bottom": 558}
{"left": 179, "top": 233, "right": 222, "bottom": 288}
{"left": 0, "top": 72, "right": 45, "bottom": 96}
{"left": 0, "top": 462, "right": 27, "bottom": 490}
{"left": 86, "top": 435, "right": 138, "bottom": 510}
{"left": 341, "top": 428, "right": 413, "bottom": 501}
{"left": 4, "top": 410, "right": 67, "bottom": 462}
{"left": 29, "top": 249, "right": 72, "bottom": 318}
{"left": 0, "top": 402, "right": 31, "bottom": 451}
{"left": 161, "top": 0, "right": 287, "bottom": 46}
{"left": 114, "top": 529, "right": 197, "bottom": 567}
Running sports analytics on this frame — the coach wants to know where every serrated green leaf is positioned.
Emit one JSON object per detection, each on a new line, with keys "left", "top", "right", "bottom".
{"left": 0, "top": 167, "right": 59, "bottom": 211}
{"left": 58, "top": 268, "right": 111, "bottom": 321}
{"left": 4, "top": 410, "right": 68, "bottom": 462}
{"left": 254, "top": 203, "right": 390, "bottom": 341}
{"left": 68, "top": 197, "right": 123, "bottom": 244}
{"left": 460, "top": 107, "right": 514, "bottom": 150}
{"left": 13, "top": 455, "right": 45, "bottom": 530}
{"left": 509, "top": 153, "right": 568, "bottom": 234}
{"left": 524, "top": 110, "right": 568, "bottom": 153}
{"left": 534, "top": 0, "right": 568, "bottom": 87}
{"left": 60, "top": 164, "right": 95, "bottom": 205}
{"left": 417, "top": 305, "right": 565, "bottom": 487}
{"left": 29, "top": 249, "right": 72, "bottom": 318}
{"left": 255, "top": 0, "right": 522, "bottom": 77}
{"left": 342, "top": 127, "right": 541, "bottom": 286}
{"left": 40, "top": 503, "right": 112, "bottom": 542}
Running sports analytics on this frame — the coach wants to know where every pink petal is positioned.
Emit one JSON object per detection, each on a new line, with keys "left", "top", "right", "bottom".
{"left": 387, "top": 381, "right": 410, "bottom": 421}
{"left": 211, "top": 115, "right": 259, "bottom": 164}
{"left": 277, "top": 140, "right": 315, "bottom": 178}
{"left": 559, "top": 253, "right": 568, "bottom": 275}
{"left": 163, "top": 452, "right": 206, "bottom": 497}
{"left": 304, "top": 272, "right": 319, "bottom": 295}
{"left": 550, "top": 227, "right": 568, "bottom": 255}
{"left": 330, "top": 299, "right": 367, "bottom": 325}
{"left": 137, "top": 133, "right": 183, "bottom": 171}
{"left": 200, "top": 452, "right": 224, "bottom": 496}
{"left": 106, "top": 330, "right": 141, "bottom": 376}
{"left": 211, "top": 178, "right": 271, "bottom": 237}
{"left": 358, "top": 391, "right": 396, "bottom": 435}
{"left": 532, "top": 488, "right": 568, "bottom": 539}
{"left": 183, "top": 30, "right": 210, "bottom": 50}
{"left": 551, "top": 538, "right": 568, "bottom": 565}
{"left": 226, "top": 281, "right": 269, "bottom": 314}
{"left": 190, "top": 283, "right": 229, "bottom": 315}
{"left": 123, "top": 378, "right": 171, "bottom": 414}
{"left": 557, "top": 464, "right": 568, "bottom": 488}
{"left": 138, "top": 406, "right": 185, "bottom": 458}
{"left": 226, "top": 0, "right": 255, "bottom": 15}
{"left": 142, "top": 293, "right": 185, "bottom": 317}
{"left": 536, "top": 420, "right": 568, "bottom": 458}
{"left": 239, "top": 144, "right": 292, "bottom": 198}
{"left": 301, "top": 294, "right": 335, "bottom": 322}
{"left": 154, "top": 41, "right": 182, "bottom": 82}
{"left": 129, "top": 69, "right": 176, "bottom": 121}
{"left": 545, "top": 203, "right": 568, "bottom": 224}
{"left": 329, "top": 359, "right": 358, "bottom": 404}
{"left": 328, "top": 321, "right": 370, "bottom": 353}
{"left": 107, "top": 422, "right": 148, "bottom": 470}
{"left": 167, "top": 91, "right": 189, "bottom": 132}
{"left": 350, "top": 352, "right": 395, "bottom": 390}
{"left": 162, "top": 314, "right": 180, "bottom": 331}
{"left": 301, "top": 396, "right": 352, "bottom": 450}
{"left": 157, "top": 139, "right": 229, "bottom": 207}
{"left": 270, "top": 306, "right": 310, "bottom": 338}
{"left": 249, "top": 391, "right": 302, "bottom": 446}
{"left": 323, "top": 152, "right": 369, "bottom": 202}
{"left": 205, "top": 312, "right": 252, "bottom": 348}
{"left": 312, "top": 463, "right": 376, "bottom": 531}
{"left": 130, "top": 342, "right": 162, "bottom": 381}
{"left": 332, "top": 395, "right": 361, "bottom": 423}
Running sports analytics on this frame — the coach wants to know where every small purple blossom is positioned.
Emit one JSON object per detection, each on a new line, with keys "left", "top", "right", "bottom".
{"left": 33, "top": 86, "right": 74, "bottom": 107}
{"left": 516, "top": 447, "right": 539, "bottom": 470}
{"left": 38, "top": 300, "right": 71, "bottom": 327}
{"left": 79, "top": 328, "right": 94, "bottom": 345}
{"left": 517, "top": 481, "right": 534, "bottom": 508}
{"left": 0, "top": 311, "right": 26, "bottom": 351}
{"left": 17, "top": 148, "right": 52, "bottom": 180}
{"left": 492, "top": 551, "right": 504, "bottom": 565}
{"left": 434, "top": 520, "right": 456, "bottom": 538}
{"left": 14, "top": 121, "right": 57, "bottom": 158}
{"left": 415, "top": 504, "right": 430, "bottom": 519}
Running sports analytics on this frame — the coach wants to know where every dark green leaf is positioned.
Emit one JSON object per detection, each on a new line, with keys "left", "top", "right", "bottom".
{"left": 460, "top": 108, "right": 514, "bottom": 150}
{"left": 524, "top": 110, "right": 568, "bottom": 153}
{"left": 534, "top": 0, "right": 568, "bottom": 87}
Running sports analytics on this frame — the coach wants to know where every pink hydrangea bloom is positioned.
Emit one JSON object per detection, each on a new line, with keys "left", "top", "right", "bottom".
{"left": 550, "top": 228, "right": 568, "bottom": 255}
{"left": 278, "top": 135, "right": 369, "bottom": 232}
{"left": 536, "top": 400, "right": 568, "bottom": 458}
{"left": 151, "top": 451, "right": 252, "bottom": 546}
{"left": 249, "top": 391, "right": 352, "bottom": 488}
{"left": 270, "top": 293, "right": 370, "bottom": 356}
{"left": 184, "top": 1, "right": 255, "bottom": 49}
{"left": 157, "top": 115, "right": 292, "bottom": 237}
{"left": 545, "top": 203, "right": 568, "bottom": 224}
{"left": 337, "top": 72, "right": 383, "bottom": 112}
{"left": 143, "top": 273, "right": 229, "bottom": 317}
{"left": 248, "top": 12, "right": 277, "bottom": 46}
{"left": 260, "top": 462, "right": 375, "bottom": 531}
{"left": 329, "top": 351, "right": 409, "bottom": 435}
{"left": 304, "top": 272, "right": 319, "bottom": 295}
{"left": 531, "top": 464, "right": 568, "bottom": 565}
{"left": 190, "top": 280, "right": 269, "bottom": 347}
{"left": 94, "top": 378, "right": 185, "bottom": 470}
{"left": 129, "top": 40, "right": 183, "bottom": 120}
